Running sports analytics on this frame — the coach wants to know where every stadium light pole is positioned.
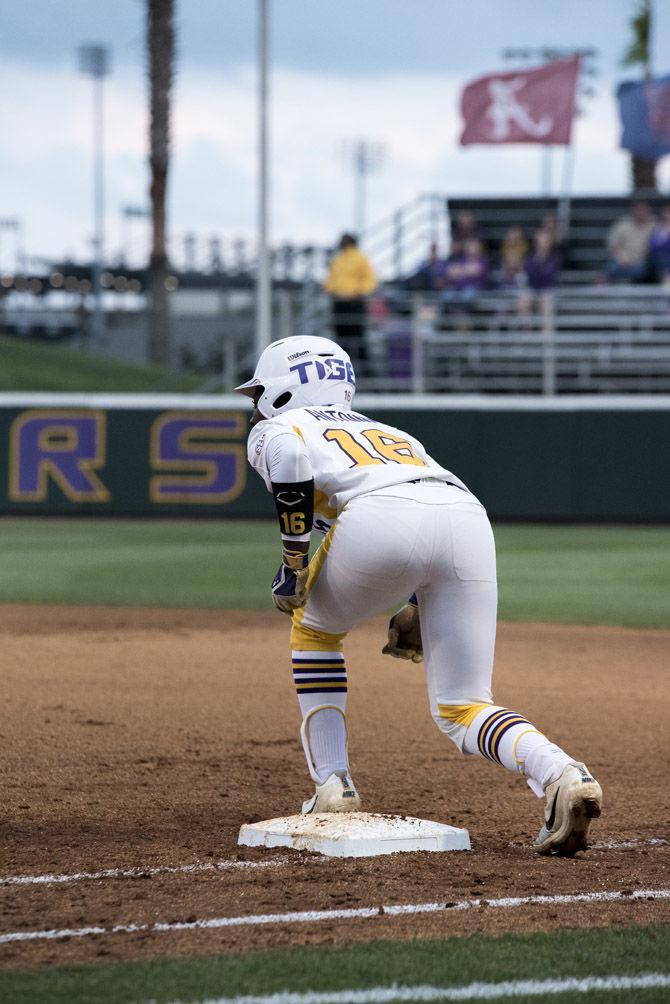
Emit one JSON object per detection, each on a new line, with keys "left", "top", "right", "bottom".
{"left": 255, "top": 0, "right": 272, "bottom": 356}
{"left": 78, "top": 43, "right": 111, "bottom": 345}
{"left": 343, "top": 139, "right": 386, "bottom": 237}
{"left": 0, "top": 217, "right": 25, "bottom": 273}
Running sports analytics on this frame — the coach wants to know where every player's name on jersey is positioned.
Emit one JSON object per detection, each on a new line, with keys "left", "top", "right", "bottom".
{"left": 305, "top": 409, "right": 370, "bottom": 423}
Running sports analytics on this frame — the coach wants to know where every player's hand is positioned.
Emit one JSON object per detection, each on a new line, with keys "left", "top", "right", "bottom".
{"left": 382, "top": 596, "right": 423, "bottom": 663}
{"left": 271, "top": 550, "right": 309, "bottom": 614}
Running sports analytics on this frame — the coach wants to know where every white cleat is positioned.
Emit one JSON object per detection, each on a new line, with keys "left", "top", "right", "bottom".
{"left": 301, "top": 770, "right": 361, "bottom": 815}
{"left": 534, "top": 762, "right": 603, "bottom": 856}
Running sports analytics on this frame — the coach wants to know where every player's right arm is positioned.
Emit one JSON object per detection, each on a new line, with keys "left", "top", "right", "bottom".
{"left": 248, "top": 424, "right": 315, "bottom": 613}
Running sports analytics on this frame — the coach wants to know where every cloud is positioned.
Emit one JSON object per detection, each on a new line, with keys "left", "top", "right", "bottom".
{"left": 0, "top": 57, "right": 651, "bottom": 269}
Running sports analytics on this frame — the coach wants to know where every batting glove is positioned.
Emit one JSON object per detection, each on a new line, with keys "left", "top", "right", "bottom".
{"left": 382, "top": 595, "right": 423, "bottom": 663}
{"left": 271, "top": 549, "right": 309, "bottom": 614}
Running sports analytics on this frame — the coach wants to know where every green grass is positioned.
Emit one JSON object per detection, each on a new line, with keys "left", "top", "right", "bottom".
{"left": 0, "top": 519, "right": 668, "bottom": 627}
{"left": 0, "top": 518, "right": 274, "bottom": 608}
{"left": 494, "top": 524, "right": 670, "bottom": 628}
{"left": 0, "top": 334, "right": 201, "bottom": 392}
{"left": 1, "top": 925, "right": 669, "bottom": 1003}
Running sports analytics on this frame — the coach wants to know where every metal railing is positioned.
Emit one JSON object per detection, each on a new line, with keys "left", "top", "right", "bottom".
{"left": 4, "top": 280, "right": 669, "bottom": 397}
{"left": 361, "top": 193, "right": 448, "bottom": 281}
{"left": 358, "top": 286, "right": 670, "bottom": 394}
{"left": 208, "top": 285, "right": 670, "bottom": 395}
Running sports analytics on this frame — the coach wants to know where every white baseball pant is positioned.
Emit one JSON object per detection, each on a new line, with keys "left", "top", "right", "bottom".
{"left": 291, "top": 477, "right": 581, "bottom": 799}
{"left": 291, "top": 480, "right": 497, "bottom": 748}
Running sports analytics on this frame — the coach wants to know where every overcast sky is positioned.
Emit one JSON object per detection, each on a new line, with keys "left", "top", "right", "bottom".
{"left": 1, "top": 0, "right": 670, "bottom": 270}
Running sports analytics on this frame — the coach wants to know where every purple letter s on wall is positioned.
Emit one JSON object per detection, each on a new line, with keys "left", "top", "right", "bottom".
{"left": 149, "top": 411, "right": 246, "bottom": 504}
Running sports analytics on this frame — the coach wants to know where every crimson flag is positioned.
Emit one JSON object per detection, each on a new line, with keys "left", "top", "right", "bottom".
{"left": 460, "top": 56, "right": 580, "bottom": 146}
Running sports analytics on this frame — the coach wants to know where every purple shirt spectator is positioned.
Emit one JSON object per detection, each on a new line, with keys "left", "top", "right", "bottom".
{"left": 649, "top": 206, "right": 670, "bottom": 281}
{"left": 524, "top": 230, "right": 561, "bottom": 290}
{"left": 444, "top": 239, "right": 488, "bottom": 292}
{"left": 449, "top": 210, "right": 480, "bottom": 254}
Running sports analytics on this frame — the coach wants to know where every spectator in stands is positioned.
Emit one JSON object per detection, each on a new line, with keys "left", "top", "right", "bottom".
{"left": 412, "top": 242, "right": 448, "bottom": 292}
{"left": 541, "top": 213, "right": 565, "bottom": 252}
{"left": 442, "top": 237, "right": 488, "bottom": 310}
{"left": 649, "top": 205, "right": 670, "bottom": 285}
{"left": 499, "top": 225, "right": 528, "bottom": 288}
{"left": 517, "top": 227, "right": 562, "bottom": 317}
{"left": 449, "top": 210, "right": 480, "bottom": 254}
{"left": 324, "top": 233, "right": 377, "bottom": 365}
{"left": 606, "top": 200, "right": 654, "bottom": 283}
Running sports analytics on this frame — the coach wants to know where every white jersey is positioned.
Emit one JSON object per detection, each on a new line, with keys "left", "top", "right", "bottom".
{"left": 247, "top": 405, "right": 469, "bottom": 534}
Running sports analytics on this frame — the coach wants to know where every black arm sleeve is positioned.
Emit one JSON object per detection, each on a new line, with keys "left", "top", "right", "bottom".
{"left": 271, "top": 479, "right": 314, "bottom": 538}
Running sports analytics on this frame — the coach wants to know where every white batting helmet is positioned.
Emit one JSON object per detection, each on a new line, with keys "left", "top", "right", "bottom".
{"left": 235, "top": 336, "right": 356, "bottom": 418}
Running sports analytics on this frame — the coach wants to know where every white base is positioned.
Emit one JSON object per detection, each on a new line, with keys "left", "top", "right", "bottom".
{"left": 238, "top": 811, "right": 470, "bottom": 858}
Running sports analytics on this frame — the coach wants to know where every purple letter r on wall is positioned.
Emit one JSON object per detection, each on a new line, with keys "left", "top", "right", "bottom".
{"left": 9, "top": 410, "right": 110, "bottom": 503}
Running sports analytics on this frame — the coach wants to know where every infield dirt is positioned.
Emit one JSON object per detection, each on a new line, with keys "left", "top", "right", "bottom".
{"left": 1, "top": 606, "right": 669, "bottom": 971}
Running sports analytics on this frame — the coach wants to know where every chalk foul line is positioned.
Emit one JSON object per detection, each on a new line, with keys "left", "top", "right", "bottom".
{"left": 4, "top": 838, "right": 667, "bottom": 890}
{"left": 0, "top": 857, "right": 293, "bottom": 888}
{"left": 177, "top": 973, "right": 670, "bottom": 1003}
{"left": 1, "top": 887, "right": 668, "bottom": 946}
{"left": 507, "top": 837, "right": 668, "bottom": 852}
{"left": 591, "top": 837, "right": 668, "bottom": 851}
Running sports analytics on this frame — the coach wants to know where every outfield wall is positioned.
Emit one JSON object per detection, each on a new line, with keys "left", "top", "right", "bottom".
{"left": 0, "top": 394, "right": 668, "bottom": 520}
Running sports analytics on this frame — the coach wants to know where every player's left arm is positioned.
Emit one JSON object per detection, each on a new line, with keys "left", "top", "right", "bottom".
{"left": 265, "top": 433, "right": 315, "bottom": 614}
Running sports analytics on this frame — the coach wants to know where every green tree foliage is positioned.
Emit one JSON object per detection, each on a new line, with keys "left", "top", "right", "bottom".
{"left": 622, "top": 0, "right": 657, "bottom": 191}
{"left": 622, "top": 0, "right": 652, "bottom": 72}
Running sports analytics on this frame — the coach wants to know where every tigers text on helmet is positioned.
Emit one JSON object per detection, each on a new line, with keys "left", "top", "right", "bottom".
{"left": 235, "top": 336, "right": 356, "bottom": 419}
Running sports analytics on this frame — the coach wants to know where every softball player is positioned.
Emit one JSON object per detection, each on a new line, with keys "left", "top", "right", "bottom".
{"left": 236, "top": 335, "right": 602, "bottom": 855}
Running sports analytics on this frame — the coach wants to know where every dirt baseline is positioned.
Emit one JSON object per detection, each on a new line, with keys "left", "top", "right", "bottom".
{"left": 1, "top": 606, "right": 669, "bottom": 971}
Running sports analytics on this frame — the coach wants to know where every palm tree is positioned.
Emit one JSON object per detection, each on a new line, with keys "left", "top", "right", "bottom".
{"left": 147, "top": 0, "right": 175, "bottom": 365}
{"left": 622, "top": 0, "right": 657, "bottom": 192}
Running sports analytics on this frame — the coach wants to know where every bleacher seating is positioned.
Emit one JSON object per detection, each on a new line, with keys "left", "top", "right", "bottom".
{"left": 363, "top": 286, "right": 670, "bottom": 394}
{"left": 447, "top": 195, "right": 669, "bottom": 285}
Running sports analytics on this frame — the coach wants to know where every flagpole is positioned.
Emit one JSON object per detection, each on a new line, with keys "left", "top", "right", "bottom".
{"left": 541, "top": 146, "right": 552, "bottom": 195}
{"left": 558, "top": 144, "right": 575, "bottom": 238}
{"left": 499, "top": 47, "right": 595, "bottom": 210}
{"left": 558, "top": 52, "right": 584, "bottom": 240}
